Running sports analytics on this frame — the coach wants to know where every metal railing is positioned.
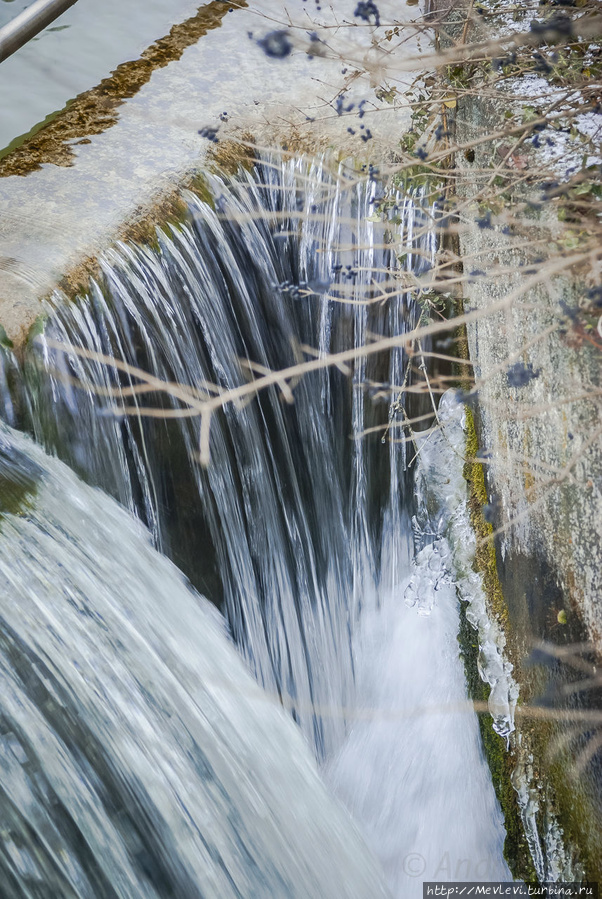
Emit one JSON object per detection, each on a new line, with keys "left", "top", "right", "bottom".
{"left": 0, "top": 0, "right": 79, "bottom": 64}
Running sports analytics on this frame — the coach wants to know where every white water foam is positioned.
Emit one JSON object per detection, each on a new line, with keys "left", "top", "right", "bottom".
{"left": 326, "top": 393, "right": 512, "bottom": 896}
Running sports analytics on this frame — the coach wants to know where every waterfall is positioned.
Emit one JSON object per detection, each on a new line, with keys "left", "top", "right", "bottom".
{"left": 4, "top": 154, "right": 512, "bottom": 895}
{"left": 326, "top": 394, "right": 512, "bottom": 892}
{"left": 0, "top": 424, "right": 389, "bottom": 898}
{"left": 24, "top": 156, "right": 422, "bottom": 761}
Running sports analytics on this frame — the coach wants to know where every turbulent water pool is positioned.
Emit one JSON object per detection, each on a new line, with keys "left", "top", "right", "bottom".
{"left": 0, "top": 152, "right": 514, "bottom": 896}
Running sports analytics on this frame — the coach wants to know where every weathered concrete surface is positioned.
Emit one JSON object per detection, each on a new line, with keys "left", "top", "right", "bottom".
{"left": 429, "top": 0, "right": 602, "bottom": 651}
{"left": 451, "top": 34, "right": 602, "bottom": 654}
{"left": 0, "top": 0, "right": 422, "bottom": 347}
{"left": 458, "top": 199, "right": 602, "bottom": 649}
{"left": 455, "top": 144, "right": 602, "bottom": 883}
{"left": 427, "top": 0, "right": 602, "bottom": 653}
{"left": 442, "top": 4, "right": 602, "bottom": 878}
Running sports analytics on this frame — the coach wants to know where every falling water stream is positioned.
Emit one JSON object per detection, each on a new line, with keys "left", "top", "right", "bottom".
{"left": 0, "top": 424, "right": 389, "bottom": 898}
{"left": 1, "top": 156, "right": 512, "bottom": 895}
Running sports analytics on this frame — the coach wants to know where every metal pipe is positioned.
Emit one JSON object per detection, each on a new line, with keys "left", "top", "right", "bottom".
{"left": 0, "top": 0, "right": 80, "bottom": 64}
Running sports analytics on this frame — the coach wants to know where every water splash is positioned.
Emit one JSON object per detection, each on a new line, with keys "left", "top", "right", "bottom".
{"left": 0, "top": 423, "right": 390, "bottom": 898}
{"left": 325, "top": 391, "right": 511, "bottom": 895}
{"left": 14, "top": 156, "right": 513, "bottom": 894}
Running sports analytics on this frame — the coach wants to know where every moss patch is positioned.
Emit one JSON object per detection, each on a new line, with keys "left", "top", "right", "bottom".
{"left": 546, "top": 747, "right": 602, "bottom": 881}
{"left": 457, "top": 602, "right": 538, "bottom": 881}
{"left": 0, "top": 0, "right": 246, "bottom": 177}
{"left": 208, "top": 133, "right": 258, "bottom": 175}
{"left": 456, "top": 401, "right": 536, "bottom": 880}
{"left": 463, "top": 406, "right": 511, "bottom": 634}
{"left": 458, "top": 405, "right": 602, "bottom": 882}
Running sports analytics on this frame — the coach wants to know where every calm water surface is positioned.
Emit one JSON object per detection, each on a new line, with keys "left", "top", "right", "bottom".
{"left": 0, "top": 0, "right": 201, "bottom": 152}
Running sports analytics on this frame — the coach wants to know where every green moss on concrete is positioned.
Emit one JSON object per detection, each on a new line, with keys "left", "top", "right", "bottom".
{"left": 457, "top": 602, "right": 538, "bottom": 882}
{"left": 546, "top": 750, "right": 602, "bottom": 881}
{"left": 459, "top": 405, "right": 601, "bottom": 882}
{"left": 455, "top": 406, "right": 535, "bottom": 880}
{"left": 463, "top": 407, "right": 510, "bottom": 633}
{"left": 522, "top": 709, "right": 602, "bottom": 882}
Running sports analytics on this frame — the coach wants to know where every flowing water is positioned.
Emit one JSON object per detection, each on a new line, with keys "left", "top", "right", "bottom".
{"left": 1, "top": 155, "right": 512, "bottom": 895}
{"left": 327, "top": 393, "right": 513, "bottom": 892}
{"left": 24, "top": 156, "right": 411, "bottom": 762}
{"left": 0, "top": 424, "right": 389, "bottom": 898}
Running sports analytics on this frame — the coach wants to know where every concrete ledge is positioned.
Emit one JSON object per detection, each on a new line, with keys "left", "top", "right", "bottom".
{"left": 0, "top": 0, "right": 418, "bottom": 346}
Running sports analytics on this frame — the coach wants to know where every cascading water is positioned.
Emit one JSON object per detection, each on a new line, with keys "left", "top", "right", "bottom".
{"left": 2, "top": 154, "right": 513, "bottom": 895}
{"left": 326, "top": 394, "right": 512, "bottom": 893}
{"left": 24, "top": 156, "right": 414, "bottom": 762}
{"left": 0, "top": 424, "right": 389, "bottom": 898}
